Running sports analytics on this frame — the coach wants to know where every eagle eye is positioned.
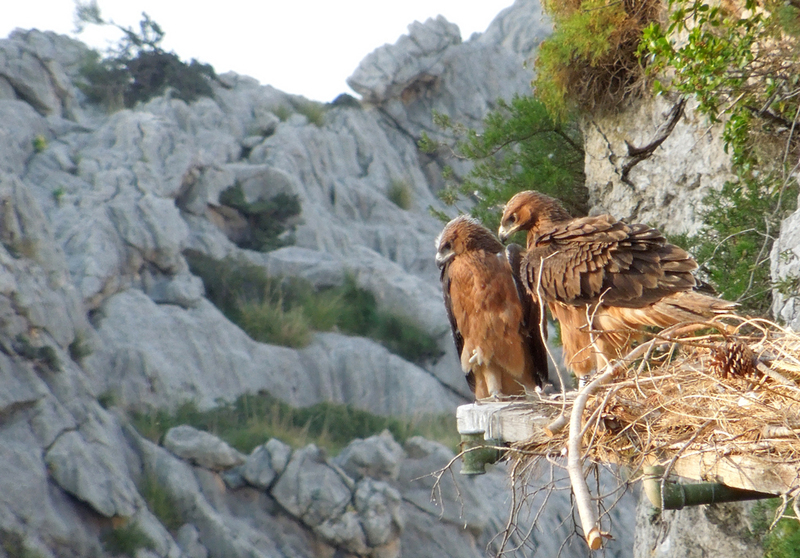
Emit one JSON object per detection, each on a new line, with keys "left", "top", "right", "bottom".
{"left": 507, "top": 214, "right": 517, "bottom": 224}
{"left": 441, "top": 241, "right": 452, "bottom": 251}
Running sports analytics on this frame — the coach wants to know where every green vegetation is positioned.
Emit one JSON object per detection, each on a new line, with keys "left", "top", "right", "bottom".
{"left": 218, "top": 183, "right": 301, "bottom": 252}
{"left": 75, "top": 2, "right": 215, "bottom": 110}
{"left": 292, "top": 98, "right": 328, "bottom": 127}
{"left": 421, "top": 95, "right": 586, "bottom": 233}
{"left": 69, "top": 331, "right": 92, "bottom": 363}
{"left": 140, "top": 472, "right": 182, "bottom": 532}
{"left": 0, "top": 530, "right": 46, "bottom": 558}
{"left": 131, "top": 392, "right": 459, "bottom": 455}
{"left": 387, "top": 180, "right": 413, "bottom": 210}
{"left": 52, "top": 187, "right": 66, "bottom": 204}
{"left": 14, "top": 334, "right": 59, "bottom": 371}
{"left": 533, "top": 0, "right": 660, "bottom": 120}
{"left": 101, "top": 522, "right": 156, "bottom": 558}
{"left": 185, "top": 251, "right": 442, "bottom": 363}
{"left": 639, "top": 0, "right": 800, "bottom": 315}
{"left": 32, "top": 135, "right": 47, "bottom": 153}
{"left": 751, "top": 499, "right": 800, "bottom": 558}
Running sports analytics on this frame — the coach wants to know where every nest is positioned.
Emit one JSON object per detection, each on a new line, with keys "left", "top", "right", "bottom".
{"left": 509, "top": 315, "right": 800, "bottom": 492}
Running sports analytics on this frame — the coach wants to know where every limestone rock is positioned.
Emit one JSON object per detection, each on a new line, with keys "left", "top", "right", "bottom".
{"left": 163, "top": 425, "right": 245, "bottom": 470}
{"left": 348, "top": 16, "right": 462, "bottom": 104}
{"left": 297, "top": 332, "right": 465, "bottom": 416}
{"left": 771, "top": 199, "right": 800, "bottom": 329}
{"left": 354, "top": 478, "right": 403, "bottom": 548}
{"left": 333, "top": 430, "right": 405, "bottom": 481}
{"left": 175, "top": 524, "right": 209, "bottom": 558}
{"left": 0, "top": 100, "right": 48, "bottom": 175}
{"left": 264, "top": 437, "right": 292, "bottom": 475}
{"left": 242, "top": 444, "right": 277, "bottom": 489}
{"left": 584, "top": 95, "right": 734, "bottom": 236}
{"left": 633, "top": 491, "right": 762, "bottom": 558}
{"left": 45, "top": 424, "right": 138, "bottom": 518}
{"left": 0, "top": 29, "right": 86, "bottom": 119}
{"left": 271, "top": 445, "right": 354, "bottom": 527}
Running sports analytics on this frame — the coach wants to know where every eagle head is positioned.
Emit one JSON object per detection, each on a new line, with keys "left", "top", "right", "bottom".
{"left": 499, "top": 190, "right": 571, "bottom": 243}
{"left": 435, "top": 215, "right": 503, "bottom": 268}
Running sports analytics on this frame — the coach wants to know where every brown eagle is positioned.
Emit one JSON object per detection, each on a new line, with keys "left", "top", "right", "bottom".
{"left": 436, "top": 215, "right": 549, "bottom": 399}
{"left": 498, "top": 191, "right": 735, "bottom": 378}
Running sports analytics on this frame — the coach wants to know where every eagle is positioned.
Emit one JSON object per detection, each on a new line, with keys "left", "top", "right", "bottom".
{"left": 435, "top": 215, "right": 549, "bottom": 399}
{"left": 498, "top": 190, "right": 736, "bottom": 379}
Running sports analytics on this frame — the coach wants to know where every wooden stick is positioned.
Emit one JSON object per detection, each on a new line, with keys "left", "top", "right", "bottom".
{"left": 567, "top": 338, "right": 662, "bottom": 549}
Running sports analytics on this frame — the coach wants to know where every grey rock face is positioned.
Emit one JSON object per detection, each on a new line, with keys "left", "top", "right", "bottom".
{"left": 242, "top": 444, "right": 278, "bottom": 489}
{"left": 271, "top": 445, "right": 353, "bottom": 528}
{"left": 163, "top": 425, "right": 245, "bottom": 470}
{"left": 633, "top": 492, "right": 762, "bottom": 558}
{"left": 0, "top": 29, "right": 87, "bottom": 119}
{"left": 348, "top": 16, "right": 462, "bottom": 104}
{"left": 333, "top": 430, "right": 405, "bottom": 481}
{"left": 583, "top": 95, "right": 734, "bottom": 236}
{"left": 771, "top": 196, "right": 800, "bottom": 329}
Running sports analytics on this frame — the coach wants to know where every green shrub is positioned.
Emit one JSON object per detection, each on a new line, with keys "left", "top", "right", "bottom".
{"left": 272, "top": 105, "right": 293, "bottom": 122}
{"left": 75, "top": 5, "right": 215, "bottom": 109}
{"left": 0, "top": 530, "right": 46, "bottom": 558}
{"left": 101, "top": 523, "right": 155, "bottom": 558}
{"left": 52, "top": 187, "right": 66, "bottom": 204}
{"left": 533, "top": 0, "right": 660, "bottom": 120}
{"left": 218, "top": 184, "right": 300, "bottom": 252}
{"left": 186, "top": 252, "right": 442, "bottom": 362}
{"left": 291, "top": 98, "right": 328, "bottom": 127}
{"left": 751, "top": 498, "right": 800, "bottom": 558}
{"left": 422, "top": 95, "right": 586, "bottom": 231}
{"left": 69, "top": 331, "right": 92, "bottom": 362}
{"left": 131, "top": 392, "right": 459, "bottom": 455}
{"left": 32, "top": 135, "right": 47, "bottom": 153}
{"left": 387, "top": 180, "right": 413, "bottom": 210}
{"left": 686, "top": 172, "right": 797, "bottom": 316}
{"left": 14, "top": 335, "right": 60, "bottom": 371}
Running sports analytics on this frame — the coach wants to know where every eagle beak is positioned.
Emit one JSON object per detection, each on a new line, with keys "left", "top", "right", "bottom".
{"left": 498, "top": 224, "right": 515, "bottom": 244}
{"left": 435, "top": 249, "right": 454, "bottom": 269}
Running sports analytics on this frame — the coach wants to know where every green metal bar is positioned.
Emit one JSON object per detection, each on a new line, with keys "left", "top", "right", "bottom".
{"left": 643, "top": 466, "right": 777, "bottom": 509}
{"left": 459, "top": 432, "right": 503, "bottom": 476}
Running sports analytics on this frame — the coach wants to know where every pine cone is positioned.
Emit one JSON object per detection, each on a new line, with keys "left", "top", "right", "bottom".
{"left": 709, "top": 341, "right": 756, "bottom": 379}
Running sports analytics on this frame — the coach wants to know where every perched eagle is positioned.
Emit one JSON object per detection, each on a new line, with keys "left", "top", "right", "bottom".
{"left": 436, "top": 216, "right": 549, "bottom": 399}
{"left": 498, "top": 190, "right": 735, "bottom": 378}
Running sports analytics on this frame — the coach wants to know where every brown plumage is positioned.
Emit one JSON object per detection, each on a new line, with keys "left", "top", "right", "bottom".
{"left": 498, "top": 191, "right": 736, "bottom": 378}
{"left": 436, "top": 215, "right": 549, "bottom": 399}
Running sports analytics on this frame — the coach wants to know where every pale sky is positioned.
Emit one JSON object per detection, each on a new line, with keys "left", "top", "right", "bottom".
{"left": 2, "top": 0, "right": 516, "bottom": 102}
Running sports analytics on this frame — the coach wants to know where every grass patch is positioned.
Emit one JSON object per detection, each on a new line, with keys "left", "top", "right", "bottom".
{"left": 751, "top": 498, "right": 800, "bottom": 558}
{"left": 185, "top": 251, "right": 442, "bottom": 363}
{"left": 140, "top": 472, "right": 182, "bottom": 532}
{"left": 291, "top": 98, "right": 328, "bottom": 127}
{"left": 101, "top": 522, "right": 155, "bottom": 558}
{"left": 131, "top": 392, "right": 459, "bottom": 455}
{"left": 387, "top": 180, "right": 413, "bottom": 210}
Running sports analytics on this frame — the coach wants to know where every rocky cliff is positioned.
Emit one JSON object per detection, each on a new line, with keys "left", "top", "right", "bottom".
{"left": 0, "top": 1, "right": 640, "bottom": 557}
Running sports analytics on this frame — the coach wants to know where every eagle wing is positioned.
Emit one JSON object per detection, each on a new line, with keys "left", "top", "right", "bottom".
{"left": 439, "top": 261, "right": 471, "bottom": 390}
{"left": 523, "top": 215, "right": 697, "bottom": 308}
{"left": 506, "top": 243, "right": 549, "bottom": 387}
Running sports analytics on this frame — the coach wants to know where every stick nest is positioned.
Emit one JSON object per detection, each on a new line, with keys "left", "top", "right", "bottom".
{"left": 510, "top": 316, "right": 800, "bottom": 491}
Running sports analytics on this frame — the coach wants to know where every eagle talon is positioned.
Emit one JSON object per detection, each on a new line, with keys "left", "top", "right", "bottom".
{"left": 468, "top": 348, "right": 485, "bottom": 366}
